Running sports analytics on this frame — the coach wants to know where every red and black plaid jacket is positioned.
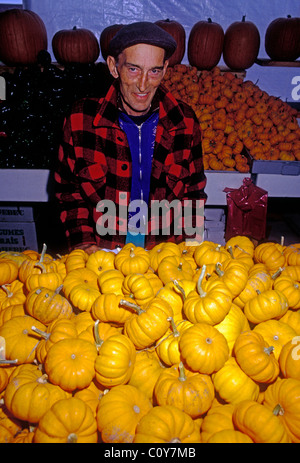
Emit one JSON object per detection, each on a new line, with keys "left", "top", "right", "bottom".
{"left": 54, "top": 80, "right": 207, "bottom": 250}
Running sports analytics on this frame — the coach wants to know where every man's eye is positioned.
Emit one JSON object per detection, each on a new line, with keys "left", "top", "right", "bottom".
{"left": 150, "top": 69, "right": 162, "bottom": 76}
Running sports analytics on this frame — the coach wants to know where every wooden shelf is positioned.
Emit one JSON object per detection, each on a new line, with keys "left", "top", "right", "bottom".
{"left": 255, "top": 58, "right": 300, "bottom": 67}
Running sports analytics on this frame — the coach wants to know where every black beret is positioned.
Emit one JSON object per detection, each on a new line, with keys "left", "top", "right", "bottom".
{"left": 107, "top": 21, "right": 177, "bottom": 59}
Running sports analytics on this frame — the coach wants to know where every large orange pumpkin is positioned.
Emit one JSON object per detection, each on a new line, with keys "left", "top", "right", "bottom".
{"left": 100, "top": 24, "right": 124, "bottom": 61}
{"left": 265, "top": 15, "right": 300, "bottom": 61}
{"left": 223, "top": 15, "right": 260, "bottom": 70}
{"left": 0, "top": 8, "right": 48, "bottom": 65}
{"left": 188, "top": 18, "right": 224, "bottom": 70}
{"left": 52, "top": 26, "right": 100, "bottom": 64}
{"left": 155, "top": 19, "right": 186, "bottom": 66}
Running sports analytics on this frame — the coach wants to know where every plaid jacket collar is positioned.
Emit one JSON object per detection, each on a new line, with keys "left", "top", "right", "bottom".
{"left": 92, "top": 80, "right": 187, "bottom": 133}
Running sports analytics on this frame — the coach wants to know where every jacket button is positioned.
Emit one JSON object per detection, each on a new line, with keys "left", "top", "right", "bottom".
{"left": 121, "top": 163, "right": 128, "bottom": 170}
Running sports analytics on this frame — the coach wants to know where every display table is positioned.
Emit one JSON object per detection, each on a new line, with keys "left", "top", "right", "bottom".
{"left": 0, "top": 169, "right": 299, "bottom": 205}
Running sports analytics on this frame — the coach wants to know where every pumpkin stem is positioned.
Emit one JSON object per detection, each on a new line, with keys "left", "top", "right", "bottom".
{"left": 54, "top": 284, "right": 64, "bottom": 295}
{"left": 178, "top": 361, "right": 187, "bottom": 382}
{"left": 273, "top": 404, "right": 284, "bottom": 416}
{"left": 271, "top": 267, "right": 283, "bottom": 280}
{"left": 0, "top": 359, "right": 18, "bottom": 364}
{"left": 39, "top": 243, "right": 47, "bottom": 263}
{"left": 37, "top": 373, "right": 49, "bottom": 384}
{"left": 169, "top": 438, "right": 182, "bottom": 443}
{"left": 1, "top": 284, "right": 13, "bottom": 298}
{"left": 171, "top": 279, "right": 186, "bottom": 300}
{"left": 234, "top": 244, "right": 251, "bottom": 256}
{"left": 215, "top": 262, "right": 224, "bottom": 277}
{"left": 129, "top": 247, "right": 135, "bottom": 258}
{"left": 264, "top": 346, "right": 274, "bottom": 356}
{"left": 34, "top": 262, "right": 46, "bottom": 273}
{"left": 93, "top": 320, "right": 104, "bottom": 348}
{"left": 167, "top": 317, "right": 180, "bottom": 337}
{"left": 120, "top": 299, "right": 145, "bottom": 314}
{"left": 67, "top": 433, "right": 78, "bottom": 443}
{"left": 31, "top": 325, "right": 50, "bottom": 340}
{"left": 227, "top": 246, "right": 235, "bottom": 259}
{"left": 196, "top": 265, "right": 207, "bottom": 297}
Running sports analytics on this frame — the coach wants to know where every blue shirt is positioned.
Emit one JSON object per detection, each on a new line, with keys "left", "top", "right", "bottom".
{"left": 119, "top": 110, "right": 159, "bottom": 247}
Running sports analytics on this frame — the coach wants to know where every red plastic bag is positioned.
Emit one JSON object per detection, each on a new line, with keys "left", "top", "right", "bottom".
{"left": 224, "top": 177, "right": 268, "bottom": 241}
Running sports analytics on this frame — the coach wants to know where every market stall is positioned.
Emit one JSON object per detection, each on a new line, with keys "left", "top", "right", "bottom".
{"left": 0, "top": 0, "right": 300, "bottom": 446}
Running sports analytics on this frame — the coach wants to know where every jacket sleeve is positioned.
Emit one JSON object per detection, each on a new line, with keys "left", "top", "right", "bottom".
{"left": 54, "top": 114, "right": 98, "bottom": 251}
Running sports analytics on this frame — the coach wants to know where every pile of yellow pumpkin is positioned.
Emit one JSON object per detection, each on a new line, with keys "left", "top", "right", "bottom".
{"left": 163, "top": 65, "right": 300, "bottom": 172}
{"left": 0, "top": 237, "right": 300, "bottom": 443}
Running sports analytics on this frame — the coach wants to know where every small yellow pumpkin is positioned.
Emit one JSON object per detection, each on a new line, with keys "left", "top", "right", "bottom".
{"left": 200, "top": 403, "right": 236, "bottom": 443}
{"left": 4, "top": 367, "right": 69, "bottom": 423}
{"left": 273, "top": 274, "right": 300, "bottom": 309}
{"left": 233, "top": 330, "right": 280, "bottom": 383}
{"left": 155, "top": 317, "right": 193, "bottom": 366}
{"left": 123, "top": 297, "right": 173, "bottom": 350}
{"left": 253, "top": 319, "right": 297, "bottom": 359}
{"left": 183, "top": 265, "right": 232, "bottom": 325}
{"left": 154, "top": 362, "right": 215, "bottom": 418}
{"left": 243, "top": 288, "right": 289, "bottom": 324}
{"left": 85, "top": 249, "right": 115, "bottom": 275}
{"left": 128, "top": 350, "right": 164, "bottom": 401}
{"left": 212, "top": 356, "right": 260, "bottom": 404}
{"left": 194, "top": 241, "right": 230, "bottom": 267}
{"left": 179, "top": 322, "right": 229, "bottom": 374}
{"left": 207, "top": 429, "right": 254, "bottom": 443}
{"left": 232, "top": 400, "right": 291, "bottom": 443}
{"left": 122, "top": 273, "right": 155, "bottom": 306}
{"left": 149, "top": 242, "right": 181, "bottom": 272}
{"left": 0, "top": 315, "right": 45, "bottom": 364}
{"left": 133, "top": 405, "right": 201, "bottom": 443}
{"left": 96, "top": 384, "right": 152, "bottom": 443}
{"left": 34, "top": 397, "right": 98, "bottom": 443}
{"left": 263, "top": 377, "right": 300, "bottom": 443}
{"left": 157, "top": 255, "right": 194, "bottom": 285}
{"left": 278, "top": 337, "right": 300, "bottom": 380}
{"left": 254, "top": 242, "right": 285, "bottom": 273}
{"left": 94, "top": 333, "right": 136, "bottom": 387}
{"left": 114, "top": 243, "right": 150, "bottom": 275}
{"left": 25, "top": 285, "right": 73, "bottom": 325}
{"left": 214, "top": 303, "right": 250, "bottom": 354}
{"left": 44, "top": 338, "right": 98, "bottom": 391}
{"left": 91, "top": 293, "right": 135, "bottom": 325}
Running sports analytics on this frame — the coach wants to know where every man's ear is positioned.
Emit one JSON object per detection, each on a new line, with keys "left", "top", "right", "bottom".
{"left": 107, "top": 55, "right": 119, "bottom": 79}
{"left": 162, "top": 59, "right": 169, "bottom": 78}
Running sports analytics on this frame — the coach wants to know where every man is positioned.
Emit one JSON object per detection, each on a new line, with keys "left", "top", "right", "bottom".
{"left": 55, "top": 21, "right": 207, "bottom": 254}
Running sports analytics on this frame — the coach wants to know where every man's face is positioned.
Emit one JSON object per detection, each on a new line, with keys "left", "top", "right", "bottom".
{"left": 107, "top": 43, "right": 169, "bottom": 116}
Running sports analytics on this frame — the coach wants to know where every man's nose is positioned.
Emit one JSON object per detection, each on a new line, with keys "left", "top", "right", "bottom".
{"left": 137, "top": 72, "right": 148, "bottom": 91}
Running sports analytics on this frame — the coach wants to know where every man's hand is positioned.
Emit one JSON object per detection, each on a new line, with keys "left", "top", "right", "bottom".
{"left": 74, "top": 244, "right": 101, "bottom": 255}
